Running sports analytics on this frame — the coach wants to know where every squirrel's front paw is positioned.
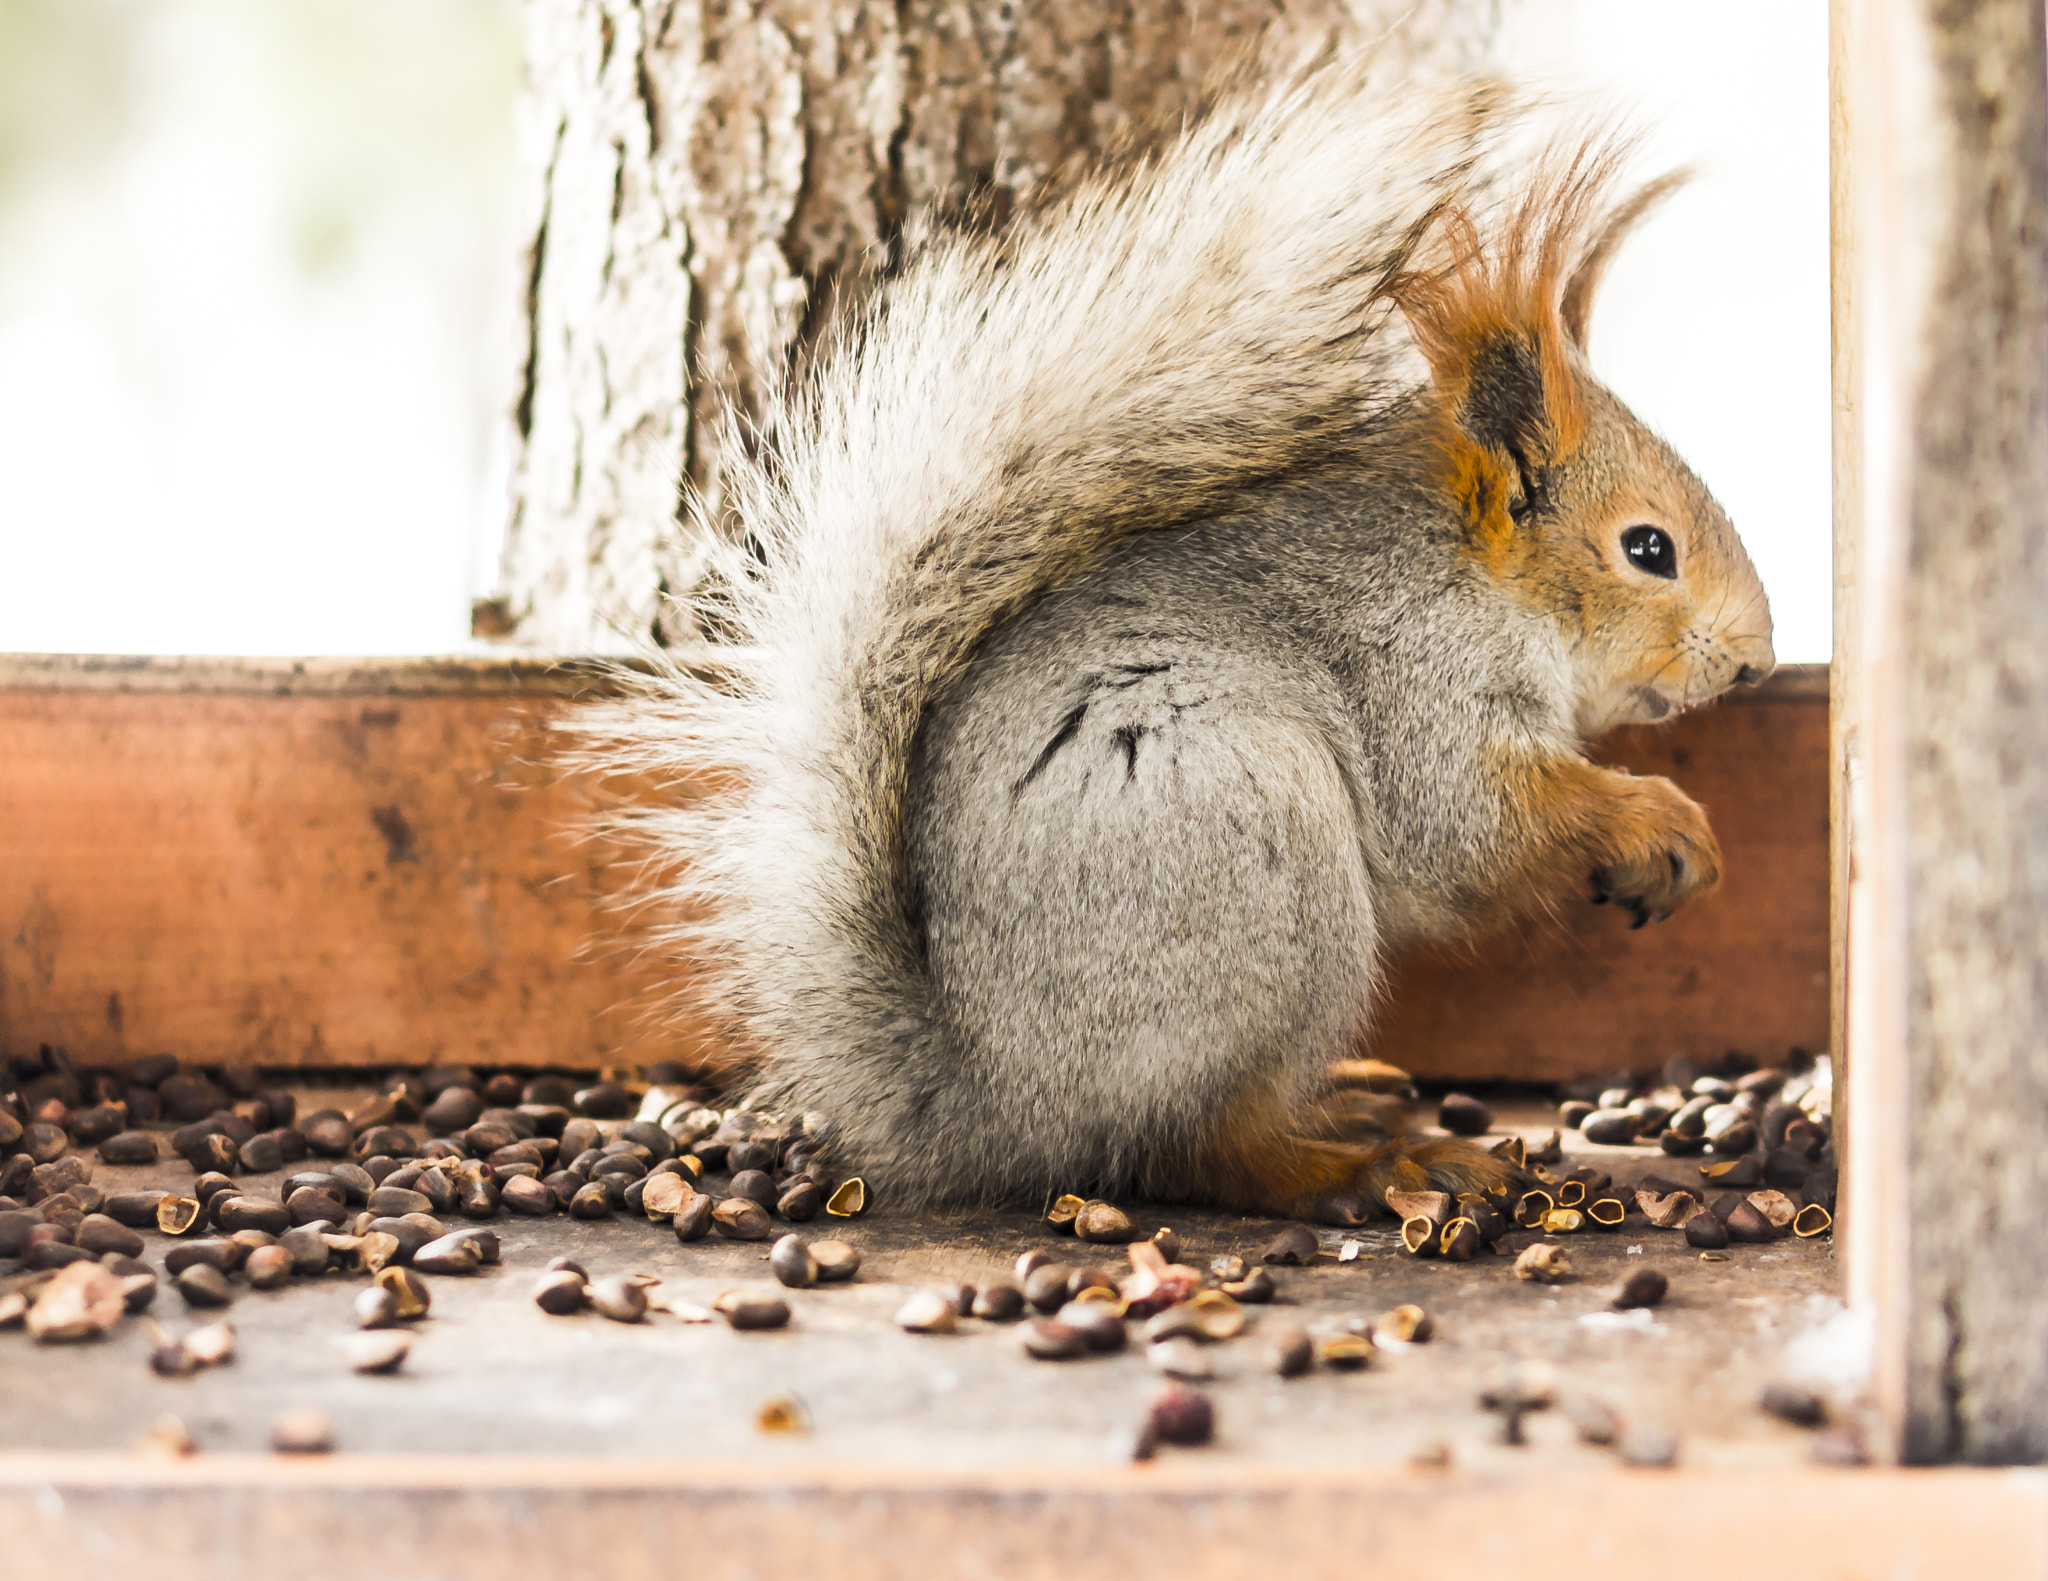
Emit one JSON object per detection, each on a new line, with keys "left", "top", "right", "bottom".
{"left": 1589, "top": 777, "right": 1721, "bottom": 927}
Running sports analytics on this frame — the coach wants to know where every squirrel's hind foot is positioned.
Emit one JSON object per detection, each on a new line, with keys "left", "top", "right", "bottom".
{"left": 1353, "top": 1134, "right": 1527, "bottom": 1208}
{"left": 1195, "top": 1132, "right": 1527, "bottom": 1222}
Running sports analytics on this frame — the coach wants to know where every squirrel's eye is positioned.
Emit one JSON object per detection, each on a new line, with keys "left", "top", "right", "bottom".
{"left": 1621, "top": 525, "right": 1678, "bottom": 579}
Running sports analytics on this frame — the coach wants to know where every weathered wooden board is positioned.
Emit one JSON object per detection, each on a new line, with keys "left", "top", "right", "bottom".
{"left": 0, "top": 656, "right": 681, "bottom": 1073}
{"left": 6, "top": 1461, "right": 2042, "bottom": 1581}
{"left": 0, "top": 1095, "right": 1887, "bottom": 1578}
{"left": 0, "top": 655, "right": 1824, "bottom": 1079}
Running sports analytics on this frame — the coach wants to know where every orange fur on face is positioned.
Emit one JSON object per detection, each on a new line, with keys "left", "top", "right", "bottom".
{"left": 1383, "top": 136, "right": 1655, "bottom": 555}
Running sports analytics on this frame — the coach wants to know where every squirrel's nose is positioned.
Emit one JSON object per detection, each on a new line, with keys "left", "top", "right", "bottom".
{"left": 1729, "top": 632, "right": 1776, "bottom": 688}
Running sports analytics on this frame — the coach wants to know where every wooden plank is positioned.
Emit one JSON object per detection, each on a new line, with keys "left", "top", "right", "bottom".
{"left": 1, "top": 1458, "right": 2041, "bottom": 1581}
{"left": 1835, "top": 0, "right": 2048, "bottom": 1463}
{"left": 0, "top": 676, "right": 681, "bottom": 1073}
{"left": 0, "top": 657, "right": 1822, "bottom": 1078}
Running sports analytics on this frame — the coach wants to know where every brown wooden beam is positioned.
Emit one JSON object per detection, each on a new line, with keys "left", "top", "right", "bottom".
{"left": 0, "top": 655, "right": 1824, "bottom": 1079}
{"left": 0, "top": 1456, "right": 2041, "bottom": 1579}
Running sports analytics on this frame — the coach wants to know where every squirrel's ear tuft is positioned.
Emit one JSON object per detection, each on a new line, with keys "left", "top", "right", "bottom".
{"left": 1383, "top": 132, "right": 1657, "bottom": 539}
{"left": 1558, "top": 168, "right": 1691, "bottom": 349}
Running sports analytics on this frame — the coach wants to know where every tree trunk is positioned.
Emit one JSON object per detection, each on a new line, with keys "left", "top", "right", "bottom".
{"left": 489, "top": 0, "right": 1503, "bottom": 651}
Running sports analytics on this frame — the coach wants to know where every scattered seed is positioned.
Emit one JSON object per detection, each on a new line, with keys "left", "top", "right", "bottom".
{"left": 1513, "top": 1244, "right": 1572, "bottom": 1284}
{"left": 1514, "top": 1190, "right": 1554, "bottom": 1228}
{"left": 672, "top": 1194, "right": 714, "bottom": 1242}
{"left": 1311, "top": 1190, "right": 1367, "bottom": 1226}
{"left": 1793, "top": 1203, "right": 1833, "bottom": 1238}
{"left": 1618, "top": 1424, "right": 1679, "bottom": 1467}
{"left": 374, "top": 1266, "right": 431, "bottom": 1320}
{"left": 1580, "top": 1109, "right": 1639, "bottom": 1145}
{"left": 1437, "top": 1093, "right": 1491, "bottom": 1136}
{"left": 1685, "top": 1211, "right": 1731, "bottom": 1250}
{"left": 1438, "top": 1218, "right": 1481, "bottom": 1261}
{"left": 589, "top": 1275, "right": 650, "bottom": 1323}
{"left": 500, "top": 1175, "right": 555, "bottom": 1216}
{"left": 26, "top": 1262, "right": 126, "bottom": 1342}
{"left": 1259, "top": 1224, "right": 1318, "bottom": 1266}
{"left": 810, "top": 1240, "right": 861, "bottom": 1283}
{"left": 1074, "top": 1200, "right": 1141, "bottom": 1244}
{"left": 1147, "top": 1383, "right": 1215, "bottom": 1446}
{"left": 1565, "top": 1394, "right": 1621, "bottom": 1446}
{"left": 156, "top": 1197, "right": 203, "bottom": 1237}
{"left": 97, "top": 1132, "right": 157, "bottom": 1166}
{"left": 711, "top": 1196, "right": 772, "bottom": 1240}
{"left": 769, "top": 1235, "right": 819, "bottom": 1290}
{"left": 1314, "top": 1332, "right": 1373, "bottom": 1371}
{"left": 756, "top": 1395, "right": 810, "bottom": 1434}
{"left": 1376, "top": 1304, "right": 1433, "bottom": 1345}
{"left": 640, "top": 1172, "right": 693, "bottom": 1218}
{"left": 244, "top": 1244, "right": 294, "bottom": 1290}
{"left": 895, "top": 1288, "right": 957, "bottom": 1334}
{"left": 1058, "top": 1301, "right": 1129, "bottom": 1353}
{"left": 1148, "top": 1336, "right": 1215, "bottom": 1379}
{"left": 1612, "top": 1269, "right": 1668, "bottom": 1309}
{"left": 1760, "top": 1382, "right": 1828, "bottom": 1427}
{"left": 1024, "top": 1265, "right": 1072, "bottom": 1313}
{"left": 174, "top": 1265, "right": 234, "bottom": 1309}
{"left": 1746, "top": 1190, "right": 1798, "bottom": 1232}
{"left": 1269, "top": 1325, "right": 1314, "bottom": 1377}
{"left": 1221, "top": 1268, "right": 1275, "bottom": 1303}
{"left": 776, "top": 1180, "right": 822, "bottom": 1221}
{"left": 410, "top": 1234, "right": 482, "bottom": 1275}
{"left": 532, "top": 1270, "right": 588, "bottom": 1315}
{"left": 270, "top": 1408, "right": 335, "bottom": 1456}
{"left": 1707, "top": 1121, "right": 1759, "bottom": 1157}
{"left": 713, "top": 1289, "right": 791, "bottom": 1330}
{"left": 1636, "top": 1189, "right": 1704, "bottom": 1229}
{"left": 1042, "top": 1194, "right": 1085, "bottom": 1234}
{"left": 1021, "top": 1319, "right": 1087, "bottom": 1360}
{"left": 1541, "top": 1208, "right": 1584, "bottom": 1235}
{"left": 1700, "top": 1156, "right": 1765, "bottom": 1188}
{"left": 1149, "top": 1227, "right": 1181, "bottom": 1263}
{"left": 972, "top": 1283, "right": 1025, "bottom": 1322}
{"left": 1722, "top": 1201, "right": 1777, "bottom": 1244}
{"left": 825, "top": 1178, "right": 868, "bottom": 1217}
{"left": 75, "top": 1214, "right": 144, "bottom": 1259}
{"left": 345, "top": 1331, "right": 411, "bottom": 1374}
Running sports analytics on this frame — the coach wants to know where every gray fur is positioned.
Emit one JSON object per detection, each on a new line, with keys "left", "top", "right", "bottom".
{"left": 901, "top": 458, "right": 1570, "bottom": 1200}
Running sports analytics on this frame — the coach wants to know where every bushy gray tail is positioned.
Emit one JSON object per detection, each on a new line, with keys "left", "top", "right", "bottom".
{"left": 585, "top": 55, "right": 1535, "bottom": 1201}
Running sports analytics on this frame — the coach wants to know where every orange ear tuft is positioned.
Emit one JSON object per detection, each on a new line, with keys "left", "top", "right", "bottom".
{"left": 1382, "top": 133, "right": 1671, "bottom": 548}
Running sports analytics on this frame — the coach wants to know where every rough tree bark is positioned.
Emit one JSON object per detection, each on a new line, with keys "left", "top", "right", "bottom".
{"left": 487, "top": 0, "right": 1504, "bottom": 651}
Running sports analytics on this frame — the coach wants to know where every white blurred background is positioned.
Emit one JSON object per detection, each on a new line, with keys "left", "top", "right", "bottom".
{"left": 0, "top": 0, "right": 1829, "bottom": 660}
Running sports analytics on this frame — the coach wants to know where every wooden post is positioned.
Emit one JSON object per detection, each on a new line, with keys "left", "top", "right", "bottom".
{"left": 1835, "top": 0, "right": 2048, "bottom": 1463}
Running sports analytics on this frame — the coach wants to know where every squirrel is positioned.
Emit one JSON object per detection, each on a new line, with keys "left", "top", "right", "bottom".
{"left": 592, "top": 55, "right": 1776, "bottom": 1220}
